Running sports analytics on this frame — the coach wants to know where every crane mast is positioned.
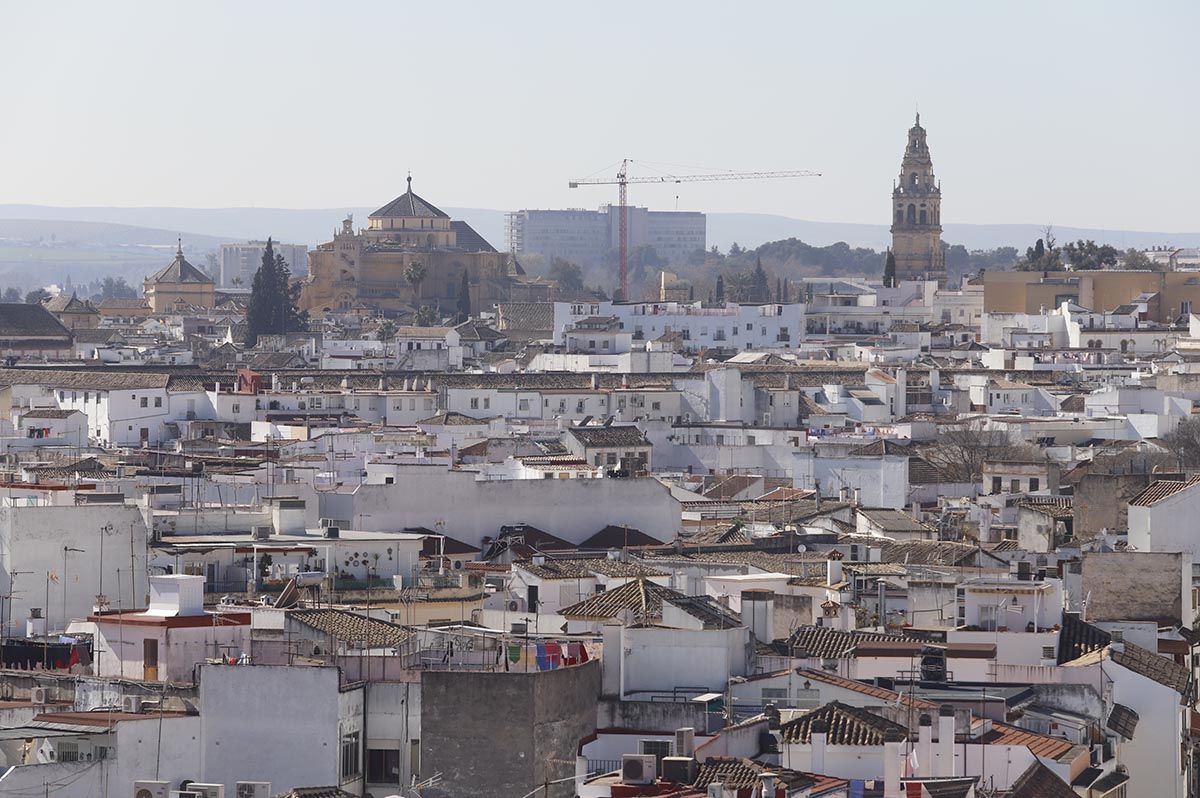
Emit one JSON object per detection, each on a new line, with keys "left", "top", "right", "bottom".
{"left": 569, "top": 162, "right": 820, "bottom": 301}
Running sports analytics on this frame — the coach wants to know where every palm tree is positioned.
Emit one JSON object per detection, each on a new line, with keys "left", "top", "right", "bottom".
{"left": 415, "top": 305, "right": 437, "bottom": 327}
{"left": 404, "top": 261, "right": 427, "bottom": 302}
{"left": 376, "top": 319, "right": 397, "bottom": 343}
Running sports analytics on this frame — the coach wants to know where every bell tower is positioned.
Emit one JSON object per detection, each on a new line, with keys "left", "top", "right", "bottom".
{"left": 890, "top": 113, "right": 945, "bottom": 285}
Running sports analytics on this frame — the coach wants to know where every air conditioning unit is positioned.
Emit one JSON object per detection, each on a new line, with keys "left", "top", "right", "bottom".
{"left": 661, "top": 757, "right": 698, "bottom": 784}
{"left": 123, "top": 696, "right": 143, "bottom": 714}
{"left": 1111, "top": 630, "right": 1124, "bottom": 643}
{"left": 171, "top": 792, "right": 200, "bottom": 798}
{"left": 674, "top": 727, "right": 696, "bottom": 759}
{"left": 235, "top": 784, "right": 270, "bottom": 798}
{"left": 188, "top": 785, "right": 225, "bottom": 798}
{"left": 621, "top": 754, "right": 657, "bottom": 785}
{"left": 134, "top": 781, "right": 170, "bottom": 798}
{"left": 31, "top": 687, "right": 49, "bottom": 704}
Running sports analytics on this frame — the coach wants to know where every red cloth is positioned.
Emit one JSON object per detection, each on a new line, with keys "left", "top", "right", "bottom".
{"left": 545, "top": 642, "right": 563, "bottom": 668}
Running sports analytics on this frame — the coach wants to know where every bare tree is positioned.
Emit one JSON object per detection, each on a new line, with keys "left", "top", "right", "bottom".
{"left": 1163, "top": 417, "right": 1200, "bottom": 468}
{"left": 923, "top": 419, "right": 1041, "bottom": 483}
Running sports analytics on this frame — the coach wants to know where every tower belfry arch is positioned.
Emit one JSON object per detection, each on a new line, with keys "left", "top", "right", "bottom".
{"left": 890, "top": 114, "right": 946, "bottom": 285}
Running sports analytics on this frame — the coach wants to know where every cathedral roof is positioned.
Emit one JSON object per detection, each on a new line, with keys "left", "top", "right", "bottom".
{"left": 148, "top": 242, "right": 213, "bottom": 285}
{"left": 370, "top": 176, "right": 450, "bottom": 220}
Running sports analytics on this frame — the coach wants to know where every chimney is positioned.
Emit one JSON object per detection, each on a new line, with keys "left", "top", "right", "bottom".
{"left": 591, "top": 373, "right": 600, "bottom": 390}
{"left": 883, "top": 728, "right": 904, "bottom": 797}
{"left": 810, "top": 718, "right": 827, "bottom": 774}
{"left": 741, "top": 589, "right": 775, "bottom": 643}
{"left": 759, "top": 773, "right": 777, "bottom": 798}
{"left": 826, "top": 551, "right": 843, "bottom": 586}
{"left": 937, "top": 705, "right": 955, "bottom": 777}
{"left": 532, "top": 554, "right": 546, "bottom": 566}
{"left": 852, "top": 486, "right": 861, "bottom": 507}
{"left": 917, "top": 714, "right": 933, "bottom": 778}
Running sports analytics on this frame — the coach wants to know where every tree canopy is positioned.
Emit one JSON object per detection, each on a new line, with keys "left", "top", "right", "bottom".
{"left": 244, "top": 238, "right": 306, "bottom": 347}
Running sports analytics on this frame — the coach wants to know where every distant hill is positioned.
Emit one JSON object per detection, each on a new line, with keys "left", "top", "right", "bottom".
{"left": 0, "top": 204, "right": 1196, "bottom": 262}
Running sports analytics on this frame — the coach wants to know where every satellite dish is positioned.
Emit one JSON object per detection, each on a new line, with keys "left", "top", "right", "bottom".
{"left": 797, "top": 544, "right": 807, "bottom": 552}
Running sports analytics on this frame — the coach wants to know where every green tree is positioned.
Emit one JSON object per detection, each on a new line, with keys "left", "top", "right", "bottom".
{"left": 1064, "top": 239, "right": 1120, "bottom": 271}
{"left": 25, "top": 288, "right": 50, "bottom": 304}
{"left": 883, "top": 250, "right": 897, "bottom": 288}
{"left": 548, "top": 258, "right": 584, "bottom": 293}
{"left": 376, "top": 319, "right": 397, "bottom": 343}
{"left": 751, "top": 256, "right": 770, "bottom": 302}
{"left": 456, "top": 271, "right": 471, "bottom": 322}
{"left": 1016, "top": 234, "right": 1064, "bottom": 272}
{"left": 1122, "top": 248, "right": 1158, "bottom": 271}
{"left": 3, "top": 288, "right": 21, "bottom": 302}
{"left": 404, "top": 260, "right": 427, "bottom": 302}
{"left": 715, "top": 274, "right": 725, "bottom": 303}
{"left": 244, "top": 237, "right": 306, "bottom": 346}
{"left": 415, "top": 305, "right": 437, "bottom": 327}
{"left": 100, "top": 276, "right": 137, "bottom": 300}
{"left": 729, "top": 242, "right": 743, "bottom": 257}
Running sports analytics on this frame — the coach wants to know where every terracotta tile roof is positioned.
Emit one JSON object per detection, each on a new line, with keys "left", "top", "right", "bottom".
{"left": 369, "top": 181, "right": 449, "bottom": 219}
{"left": 514, "top": 556, "right": 667, "bottom": 580}
{"left": 567, "top": 424, "right": 649, "bottom": 449}
{"left": 1111, "top": 640, "right": 1191, "bottom": 694}
{"left": 148, "top": 249, "right": 213, "bottom": 284}
{"left": 1106, "top": 702, "right": 1139, "bottom": 739}
{"left": 0, "top": 304, "right": 74, "bottom": 338}
{"left": 558, "top": 577, "right": 684, "bottom": 622}
{"left": 1129, "top": 476, "right": 1200, "bottom": 506}
{"left": 691, "top": 757, "right": 842, "bottom": 793}
{"left": 779, "top": 701, "right": 908, "bottom": 745}
{"left": 980, "top": 722, "right": 1076, "bottom": 759}
{"left": 289, "top": 609, "right": 413, "bottom": 648}
{"left": 793, "top": 668, "right": 937, "bottom": 711}
{"left": 858, "top": 508, "right": 934, "bottom": 534}
{"left": 878, "top": 540, "right": 987, "bottom": 566}
{"left": 639, "top": 550, "right": 824, "bottom": 578}
{"left": 578, "top": 525, "right": 665, "bottom": 549}
{"left": 907, "top": 456, "right": 948, "bottom": 485}
{"left": 1017, "top": 496, "right": 1074, "bottom": 520}
{"left": 770, "top": 626, "right": 907, "bottom": 659}
{"left": 661, "top": 594, "right": 743, "bottom": 630}
{"left": 0, "top": 368, "right": 170, "bottom": 390}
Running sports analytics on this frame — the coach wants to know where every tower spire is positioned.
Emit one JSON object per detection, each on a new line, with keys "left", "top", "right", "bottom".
{"left": 177, "top": 236, "right": 183, "bottom": 256}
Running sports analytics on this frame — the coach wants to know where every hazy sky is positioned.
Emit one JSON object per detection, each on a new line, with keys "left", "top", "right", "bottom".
{"left": 1, "top": 1, "right": 1196, "bottom": 231}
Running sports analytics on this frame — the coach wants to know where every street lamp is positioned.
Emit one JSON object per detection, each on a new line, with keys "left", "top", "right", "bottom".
{"left": 62, "top": 546, "right": 85, "bottom": 632}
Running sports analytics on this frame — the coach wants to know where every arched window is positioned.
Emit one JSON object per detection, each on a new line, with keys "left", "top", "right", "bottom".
{"left": 1120, "top": 340, "right": 1129, "bottom": 353}
{"left": 919, "top": 209, "right": 927, "bottom": 225}
{"left": 910, "top": 173, "right": 918, "bottom": 187}
{"left": 895, "top": 209, "right": 903, "bottom": 224}
{"left": 906, "top": 204, "right": 916, "bottom": 224}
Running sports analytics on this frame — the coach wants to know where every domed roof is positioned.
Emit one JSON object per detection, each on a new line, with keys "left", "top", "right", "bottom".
{"left": 369, "top": 175, "right": 449, "bottom": 220}
{"left": 148, "top": 240, "right": 213, "bottom": 285}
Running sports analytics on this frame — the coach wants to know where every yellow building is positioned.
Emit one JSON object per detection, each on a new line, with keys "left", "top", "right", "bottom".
{"left": 983, "top": 269, "right": 1200, "bottom": 323}
{"left": 143, "top": 242, "right": 216, "bottom": 313}
{"left": 299, "top": 177, "right": 520, "bottom": 315}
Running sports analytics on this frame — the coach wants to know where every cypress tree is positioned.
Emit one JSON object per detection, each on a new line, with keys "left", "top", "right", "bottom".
{"left": 456, "top": 271, "right": 471, "bottom": 322}
{"left": 883, "top": 249, "right": 897, "bottom": 288}
{"left": 715, "top": 274, "right": 725, "bottom": 304}
{"left": 245, "top": 237, "right": 306, "bottom": 346}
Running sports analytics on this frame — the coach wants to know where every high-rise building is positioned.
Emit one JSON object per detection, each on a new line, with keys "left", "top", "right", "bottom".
{"left": 219, "top": 241, "right": 308, "bottom": 288}
{"left": 890, "top": 114, "right": 945, "bottom": 285}
{"left": 506, "top": 206, "right": 705, "bottom": 266}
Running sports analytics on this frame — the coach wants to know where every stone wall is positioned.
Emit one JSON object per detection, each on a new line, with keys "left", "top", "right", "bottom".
{"left": 421, "top": 660, "right": 601, "bottom": 798}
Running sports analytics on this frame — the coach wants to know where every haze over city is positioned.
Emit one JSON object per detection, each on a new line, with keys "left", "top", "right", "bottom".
{"left": 1, "top": 1, "right": 1196, "bottom": 231}
{"left": 2, "top": 5, "right": 1200, "bottom": 798}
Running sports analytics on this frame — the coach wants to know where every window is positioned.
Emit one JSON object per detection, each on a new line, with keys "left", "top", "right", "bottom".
{"left": 518, "top": 399, "right": 529, "bottom": 412}
{"left": 483, "top": 398, "right": 490, "bottom": 410}
{"left": 991, "top": 477, "right": 1002, "bottom": 494}
{"left": 470, "top": 398, "right": 479, "bottom": 409}
{"left": 140, "top": 397, "right": 148, "bottom": 408}
{"left": 341, "top": 731, "right": 361, "bottom": 780}
{"left": 1010, "top": 479, "right": 1020, "bottom": 493}
{"left": 651, "top": 401, "right": 661, "bottom": 411}
{"left": 232, "top": 403, "right": 241, "bottom": 414}
{"left": 980, "top": 604, "right": 997, "bottom": 631}
{"left": 1029, "top": 477, "right": 1039, "bottom": 491}
{"left": 1041, "top": 645, "right": 1055, "bottom": 660}
{"left": 367, "top": 748, "right": 401, "bottom": 784}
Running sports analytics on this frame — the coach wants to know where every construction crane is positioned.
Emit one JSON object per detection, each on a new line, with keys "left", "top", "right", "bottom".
{"left": 569, "top": 159, "right": 821, "bottom": 300}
